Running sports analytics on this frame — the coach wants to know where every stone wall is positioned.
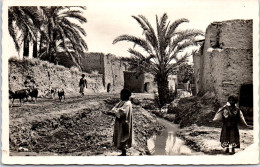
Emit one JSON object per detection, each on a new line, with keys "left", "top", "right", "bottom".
{"left": 194, "top": 19, "right": 253, "bottom": 105}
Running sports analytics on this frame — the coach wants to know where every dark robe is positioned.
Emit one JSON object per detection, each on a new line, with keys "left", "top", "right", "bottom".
{"left": 220, "top": 104, "right": 248, "bottom": 148}
{"left": 112, "top": 100, "right": 133, "bottom": 149}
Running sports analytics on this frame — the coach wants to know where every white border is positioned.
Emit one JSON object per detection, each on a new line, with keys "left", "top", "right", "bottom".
{"left": 2, "top": 0, "right": 259, "bottom": 165}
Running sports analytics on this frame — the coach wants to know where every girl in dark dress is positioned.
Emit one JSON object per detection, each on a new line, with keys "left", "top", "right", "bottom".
{"left": 219, "top": 96, "right": 249, "bottom": 154}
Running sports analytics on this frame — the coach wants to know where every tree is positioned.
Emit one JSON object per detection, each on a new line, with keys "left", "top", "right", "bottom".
{"left": 177, "top": 63, "right": 194, "bottom": 83}
{"left": 9, "top": 6, "right": 88, "bottom": 67}
{"left": 113, "top": 13, "right": 203, "bottom": 107}
{"left": 8, "top": 6, "right": 41, "bottom": 57}
{"left": 39, "top": 6, "right": 88, "bottom": 67}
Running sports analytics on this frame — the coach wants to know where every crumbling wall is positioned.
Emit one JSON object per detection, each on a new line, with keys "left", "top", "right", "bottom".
{"left": 9, "top": 58, "right": 104, "bottom": 97}
{"left": 124, "top": 72, "right": 177, "bottom": 93}
{"left": 195, "top": 19, "right": 253, "bottom": 105}
{"left": 193, "top": 51, "right": 201, "bottom": 95}
{"left": 211, "top": 49, "right": 253, "bottom": 104}
{"left": 80, "top": 53, "right": 127, "bottom": 93}
{"left": 103, "top": 54, "right": 126, "bottom": 93}
{"left": 80, "top": 53, "right": 105, "bottom": 74}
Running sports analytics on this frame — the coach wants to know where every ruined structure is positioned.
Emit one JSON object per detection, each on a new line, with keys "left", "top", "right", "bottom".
{"left": 193, "top": 19, "right": 253, "bottom": 122}
{"left": 124, "top": 71, "right": 177, "bottom": 93}
{"left": 80, "top": 52, "right": 128, "bottom": 92}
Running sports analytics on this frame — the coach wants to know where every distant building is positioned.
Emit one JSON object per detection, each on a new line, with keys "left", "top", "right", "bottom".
{"left": 124, "top": 71, "right": 177, "bottom": 93}
{"left": 80, "top": 52, "right": 128, "bottom": 92}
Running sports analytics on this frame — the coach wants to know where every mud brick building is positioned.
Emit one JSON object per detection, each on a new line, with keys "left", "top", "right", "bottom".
{"left": 124, "top": 71, "right": 177, "bottom": 93}
{"left": 81, "top": 52, "right": 128, "bottom": 92}
{"left": 193, "top": 19, "right": 253, "bottom": 123}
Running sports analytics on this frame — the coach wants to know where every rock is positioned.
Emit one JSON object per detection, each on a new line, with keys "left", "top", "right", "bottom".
{"left": 18, "top": 147, "right": 29, "bottom": 152}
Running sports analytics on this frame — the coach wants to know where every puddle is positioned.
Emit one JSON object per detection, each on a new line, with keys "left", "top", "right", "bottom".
{"left": 147, "top": 118, "right": 202, "bottom": 155}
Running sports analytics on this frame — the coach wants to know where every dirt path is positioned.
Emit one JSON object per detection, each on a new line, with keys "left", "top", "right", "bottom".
{"left": 9, "top": 93, "right": 164, "bottom": 156}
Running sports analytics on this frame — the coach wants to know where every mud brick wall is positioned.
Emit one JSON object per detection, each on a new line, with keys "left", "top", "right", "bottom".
{"left": 193, "top": 51, "right": 201, "bottom": 95}
{"left": 103, "top": 54, "right": 127, "bottom": 93}
{"left": 210, "top": 48, "right": 253, "bottom": 105}
{"left": 80, "top": 53, "right": 127, "bottom": 93}
{"left": 8, "top": 58, "right": 104, "bottom": 97}
{"left": 124, "top": 71, "right": 177, "bottom": 93}
{"left": 194, "top": 19, "right": 253, "bottom": 105}
{"left": 81, "top": 53, "right": 105, "bottom": 74}
{"left": 124, "top": 71, "right": 145, "bottom": 93}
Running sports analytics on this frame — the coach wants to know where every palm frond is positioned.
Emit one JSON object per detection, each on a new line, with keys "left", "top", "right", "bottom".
{"left": 113, "top": 35, "right": 153, "bottom": 54}
{"left": 166, "top": 18, "right": 189, "bottom": 38}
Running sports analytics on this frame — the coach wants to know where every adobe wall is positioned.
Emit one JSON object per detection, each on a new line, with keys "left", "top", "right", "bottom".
{"left": 124, "top": 72, "right": 177, "bottom": 93}
{"left": 103, "top": 54, "right": 127, "bottom": 93}
{"left": 193, "top": 51, "right": 201, "bottom": 95}
{"left": 80, "top": 53, "right": 127, "bottom": 92}
{"left": 124, "top": 71, "right": 145, "bottom": 93}
{"left": 210, "top": 48, "right": 253, "bottom": 104}
{"left": 194, "top": 19, "right": 253, "bottom": 105}
{"left": 8, "top": 59, "right": 104, "bottom": 97}
{"left": 80, "top": 53, "right": 105, "bottom": 74}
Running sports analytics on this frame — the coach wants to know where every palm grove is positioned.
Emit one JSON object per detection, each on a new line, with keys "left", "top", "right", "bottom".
{"left": 8, "top": 6, "right": 87, "bottom": 67}
{"left": 8, "top": 7, "right": 203, "bottom": 107}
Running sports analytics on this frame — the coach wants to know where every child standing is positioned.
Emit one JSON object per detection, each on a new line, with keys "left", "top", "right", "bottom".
{"left": 217, "top": 96, "right": 250, "bottom": 154}
{"left": 112, "top": 89, "right": 133, "bottom": 156}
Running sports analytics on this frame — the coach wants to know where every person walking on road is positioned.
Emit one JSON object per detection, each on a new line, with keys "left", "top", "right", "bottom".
{"left": 79, "top": 74, "right": 87, "bottom": 97}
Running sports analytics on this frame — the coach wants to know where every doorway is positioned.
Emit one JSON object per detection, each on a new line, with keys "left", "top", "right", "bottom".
{"left": 239, "top": 84, "right": 253, "bottom": 125}
{"left": 107, "top": 83, "right": 111, "bottom": 93}
{"left": 144, "top": 82, "right": 150, "bottom": 92}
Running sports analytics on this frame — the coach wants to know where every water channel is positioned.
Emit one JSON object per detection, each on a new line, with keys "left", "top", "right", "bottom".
{"left": 147, "top": 118, "right": 202, "bottom": 155}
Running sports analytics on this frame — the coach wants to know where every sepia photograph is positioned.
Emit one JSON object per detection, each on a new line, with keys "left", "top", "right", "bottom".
{"left": 2, "top": 0, "right": 259, "bottom": 165}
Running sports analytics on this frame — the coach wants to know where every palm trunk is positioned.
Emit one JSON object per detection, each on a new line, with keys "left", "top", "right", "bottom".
{"left": 157, "top": 75, "right": 169, "bottom": 108}
{"left": 33, "top": 40, "right": 37, "bottom": 58}
{"left": 23, "top": 35, "right": 29, "bottom": 57}
{"left": 39, "top": 34, "right": 43, "bottom": 56}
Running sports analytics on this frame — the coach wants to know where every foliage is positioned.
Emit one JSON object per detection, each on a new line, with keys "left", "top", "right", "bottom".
{"left": 8, "top": 6, "right": 88, "bottom": 67}
{"left": 113, "top": 13, "right": 204, "bottom": 106}
{"left": 177, "top": 63, "right": 194, "bottom": 83}
{"left": 8, "top": 7, "right": 42, "bottom": 57}
{"left": 38, "top": 7, "right": 87, "bottom": 66}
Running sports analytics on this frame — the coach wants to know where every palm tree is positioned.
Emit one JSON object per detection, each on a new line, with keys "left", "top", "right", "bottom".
{"left": 8, "top": 6, "right": 40, "bottom": 57}
{"left": 38, "top": 6, "right": 88, "bottom": 67}
{"left": 113, "top": 13, "right": 204, "bottom": 107}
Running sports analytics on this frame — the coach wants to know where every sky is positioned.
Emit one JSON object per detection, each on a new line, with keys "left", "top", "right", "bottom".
{"left": 83, "top": 0, "right": 256, "bottom": 57}
{"left": 7, "top": 0, "right": 257, "bottom": 59}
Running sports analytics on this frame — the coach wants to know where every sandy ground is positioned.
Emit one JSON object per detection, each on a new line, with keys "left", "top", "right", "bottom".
{"left": 9, "top": 91, "right": 254, "bottom": 156}
{"left": 177, "top": 124, "right": 254, "bottom": 155}
{"left": 9, "top": 93, "right": 164, "bottom": 156}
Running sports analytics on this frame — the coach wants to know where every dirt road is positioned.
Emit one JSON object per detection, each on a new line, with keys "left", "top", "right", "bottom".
{"left": 9, "top": 93, "right": 164, "bottom": 156}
